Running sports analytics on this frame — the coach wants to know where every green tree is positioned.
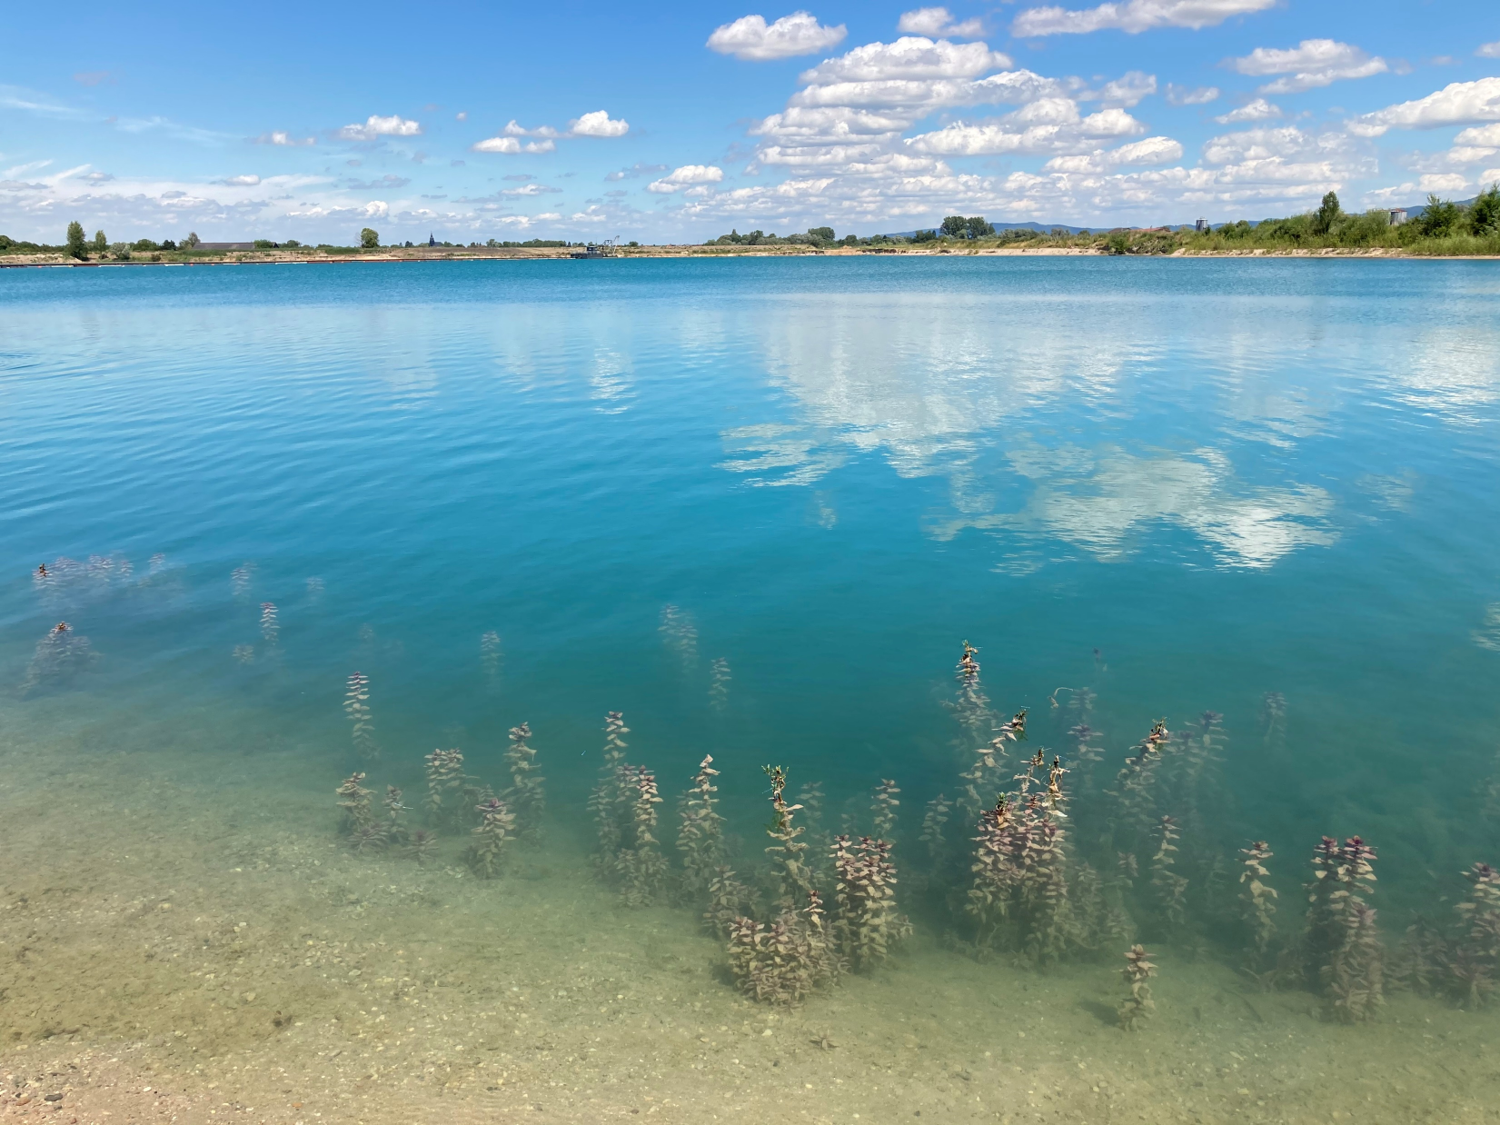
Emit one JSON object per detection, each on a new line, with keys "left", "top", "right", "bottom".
{"left": 966, "top": 216, "right": 995, "bottom": 238}
{"left": 66, "top": 221, "right": 87, "bottom": 259}
{"left": 183, "top": 231, "right": 200, "bottom": 248}
{"left": 360, "top": 227, "right": 380, "bottom": 248}
{"left": 940, "top": 215, "right": 967, "bottom": 237}
{"left": 806, "top": 225, "right": 835, "bottom": 244}
{"left": 91, "top": 229, "right": 107, "bottom": 252}
{"left": 1312, "top": 191, "right": 1342, "bottom": 235}
{"left": 1470, "top": 183, "right": 1500, "bottom": 235}
{"left": 1106, "top": 230, "right": 1130, "bottom": 255}
{"left": 1418, "top": 194, "right": 1461, "bottom": 237}
{"left": 912, "top": 228, "right": 937, "bottom": 242}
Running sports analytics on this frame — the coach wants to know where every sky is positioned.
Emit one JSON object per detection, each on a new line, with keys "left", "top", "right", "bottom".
{"left": 2, "top": 0, "right": 1499, "bottom": 244}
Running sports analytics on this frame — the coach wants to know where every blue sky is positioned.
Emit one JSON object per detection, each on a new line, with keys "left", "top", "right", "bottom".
{"left": 2, "top": 0, "right": 1498, "bottom": 243}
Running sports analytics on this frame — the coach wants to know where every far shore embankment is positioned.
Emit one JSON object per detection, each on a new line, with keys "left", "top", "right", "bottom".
{"left": 1, "top": 244, "right": 1492, "bottom": 268}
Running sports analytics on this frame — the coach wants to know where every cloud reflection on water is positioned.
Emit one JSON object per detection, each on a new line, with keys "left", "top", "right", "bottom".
{"left": 718, "top": 293, "right": 1341, "bottom": 569}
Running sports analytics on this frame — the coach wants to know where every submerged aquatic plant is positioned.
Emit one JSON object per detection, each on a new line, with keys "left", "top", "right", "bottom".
{"left": 726, "top": 893, "right": 839, "bottom": 1005}
{"left": 467, "top": 797, "right": 516, "bottom": 879}
{"left": 384, "top": 785, "right": 410, "bottom": 845}
{"left": 20, "top": 621, "right": 97, "bottom": 695}
{"left": 231, "top": 561, "right": 255, "bottom": 600}
{"left": 1239, "top": 841, "right": 1278, "bottom": 964}
{"left": 259, "top": 602, "right": 279, "bottom": 646}
{"left": 678, "top": 755, "right": 726, "bottom": 898}
{"left": 872, "top": 779, "right": 900, "bottom": 840}
{"left": 919, "top": 793, "right": 952, "bottom": 865}
{"left": 344, "top": 672, "right": 379, "bottom": 760}
{"left": 1149, "top": 816, "right": 1189, "bottom": 935}
{"left": 336, "top": 772, "right": 374, "bottom": 834}
{"left": 830, "top": 835, "right": 909, "bottom": 971}
{"left": 659, "top": 604, "right": 698, "bottom": 669}
{"left": 1450, "top": 862, "right": 1500, "bottom": 1007}
{"left": 1304, "top": 835, "right": 1384, "bottom": 1022}
{"left": 764, "top": 765, "right": 815, "bottom": 910}
{"left": 408, "top": 828, "right": 438, "bottom": 866}
{"left": 589, "top": 711, "right": 633, "bottom": 874}
{"left": 1117, "top": 944, "right": 1156, "bottom": 1030}
{"left": 424, "top": 747, "right": 469, "bottom": 825}
{"left": 1260, "top": 692, "right": 1286, "bottom": 754}
{"left": 709, "top": 656, "right": 731, "bottom": 711}
{"left": 957, "top": 709, "right": 1026, "bottom": 826}
{"left": 946, "top": 641, "right": 994, "bottom": 751}
{"left": 618, "top": 765, "right": 668, "bottom": 906}
{"left": 704, "top": 865, "right": 753, "bottom": 938}
{"left": 503, "top": 722, "right": 545, "bottom": 838}
{"left": 480, "top": 629, "right": 501, "bottom": 684}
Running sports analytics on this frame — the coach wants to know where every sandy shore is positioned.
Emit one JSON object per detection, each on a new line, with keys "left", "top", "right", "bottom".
{"left": 4, "top": 691, "right": 1500, "bottom": 1125}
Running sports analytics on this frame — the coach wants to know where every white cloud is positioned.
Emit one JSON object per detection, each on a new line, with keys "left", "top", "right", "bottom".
{"left": 897, "top": 7, "right": 984, "bottom": 38}
{"left": 1351, "top": 78, "right": 1500, "bottom": 136}
{"left": 568, "top": 110, "right": 630, "bottom": 138}
{"left": 1096, "top": 70, "right": 1156, "bottom": 107}
{"left": 647, "top": 164, "right": 727, "bottom": 193}
{"left": 798, "top": 36, "right": 1010, "bottom": 82}
{"left": 1229, "top": 39, "right": 1388, "bottom": 94}
{"left": 707, "top": 11, "right": 847, "bottom": 60}
{"left": 1044, "top": 134, "right": 1183, "bottom": 172}
{"left": 471, "top": 136, "right": 556, "bottom": 154}
{"left": 504, "top": 120, "right": 561, "bottom": 138}
{"left": 1418, "top": 172, "right": 1469, "bottom": 193}
{"left": 337, "top": 115, "right": 422, "bottom": 142}
{"left": 455, "top": 111, "right": 467, "bottom": 121}
{"left": 1013, "top": 0, "right": 1274, "bottom": 37}
{"left": 907, "top": 101, "right": 1146, "bottom": 155}
{"left": 252, "top": 131, "right": 315, "bottom": 146}
{"left": 1456, "top": 123, "right": 1500, "bottom": 147}
{"left": 1166, "top": 83, "right": 1220, "bottom": 106}
{"left": 1214, "top": 97, "right": 1281, "bottom": 123}
{"left": 1477, "top": 41, "right": 1500, "bottom": 59}
{"left": 219, "top": 174, "right": 261, "bottom": 186}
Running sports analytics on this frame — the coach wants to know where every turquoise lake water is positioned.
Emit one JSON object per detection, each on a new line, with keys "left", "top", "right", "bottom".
{"left": 3, "top": 257, "right": 1500, "bottom": 1117}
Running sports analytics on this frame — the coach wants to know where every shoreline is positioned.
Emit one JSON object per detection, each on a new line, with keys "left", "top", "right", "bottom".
{"left": 3, "top": 245, "right": 1498, "bottom": 268}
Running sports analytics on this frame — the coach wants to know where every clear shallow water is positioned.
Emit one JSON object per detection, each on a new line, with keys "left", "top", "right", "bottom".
{"left": 3, "top": 257, "right": 1500, "bottom": 1115}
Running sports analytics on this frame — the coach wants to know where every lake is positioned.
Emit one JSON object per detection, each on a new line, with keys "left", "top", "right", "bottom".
{"left": 3, "top": 256, "right": 1499, "bottom": 1123}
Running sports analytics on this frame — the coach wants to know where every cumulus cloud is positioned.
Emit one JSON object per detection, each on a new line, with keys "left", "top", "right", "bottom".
{"left": 647, "top": 164, "right": 727, "bottom": 193}
{"left": 1095, "top": 70, "right": 1157, "bottom": 107}
{"left": 471, "top": 136, "right": 556, "bottom": 154}
{"left": 504, "top": 119, "right": 561, "bottom": 138}
{"left": 218, "top": 174, "right": 261, "bottom": 186}
{"left": 568, "top": 110, "right": 630, "bottom": 138}
{"left": 252, "top": 131, "right": 315, "bottom": 146}
{"left": 1214, "top": 97, "right": 1281, "bottom": 123}
{"left": 907, "top": 101, "right": 1145, "bottom": 155}
{"left": 1013, "top": 0, "right": 1274, "bottom": 37}
{"left": 707, "top": 11, "right": 847, "bottom": 60}
{"left": 798, "top": 36, "right": 1011, "bottom": 83}
{"left": 1419, "top": 172, "right": 1469, "bottom": 192}
{"left": 1043, "top": 134, "right": 1183, "bottom": 172}
{"left": 1351, "top": 77, "right": 1500, "bottom": 136}
{"left": 897, "top": 7, "right": 984, "bottom": 38}
{"left": 1229, "top": 39, "right": 1388, "bottom": 94}
{"left": 1477, "top": 41, "right": 1500, "bottom": 59}
{"left": 337, "top": 115, "right": 422, "bottom": 142}
{"left": 1165, "top": 83, "right": 1220, "bottom": 105}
